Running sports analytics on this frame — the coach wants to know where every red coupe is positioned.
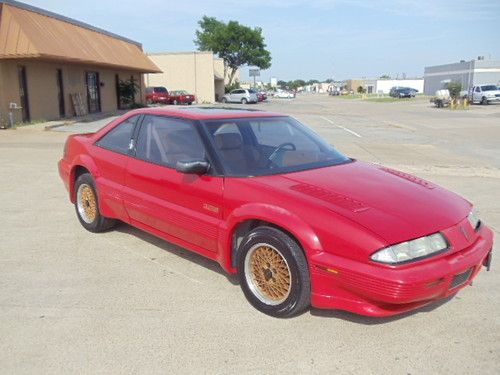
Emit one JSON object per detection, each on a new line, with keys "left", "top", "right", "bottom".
{"left": 58, "top": 107, "right": 493, "bottom": 318}
{"left": 169, "top": 90, "right": 195, "bottom": 105}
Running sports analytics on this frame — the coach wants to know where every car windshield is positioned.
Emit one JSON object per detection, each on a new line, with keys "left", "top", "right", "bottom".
{"left": 177, "top": 90, "right": 188, "bottom": 95}
{"left": 202, "top": 116, "right": 350, "bottom": 176}
{"left": 481, "top": 85, "right": 497, "bottom": 91}
{"left": 154, "top": 87, "right": 168, "bottom": 93}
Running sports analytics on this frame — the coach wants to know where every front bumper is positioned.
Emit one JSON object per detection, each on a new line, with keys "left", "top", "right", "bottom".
{"left": 58, "top": 158, "right": 71, "bottom": 195}
{"left": 485, "top": 96, "right": 500, "bottom": 102}
{"left": 310, "top": 222, "right": 494, "bottom": 317}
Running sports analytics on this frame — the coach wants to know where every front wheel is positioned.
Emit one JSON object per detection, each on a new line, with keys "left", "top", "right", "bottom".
{"left": 237, "top": 226, "right": 310, "bottom": 318}
{"left": 241, "top": 98, "right": 248, "bottom": 104}
{"left": 481, "top": 97, "right": 489, "bottom": 105}
{"left": 74, "top": 173, "right": 116, "bottom": 233}
{"left": 221, "top": 97, "right": 227, "bottom": 103}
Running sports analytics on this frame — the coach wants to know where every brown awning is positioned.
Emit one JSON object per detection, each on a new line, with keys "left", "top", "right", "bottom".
{"left": 0, "top": 2, "right": 161, "bottom": 73}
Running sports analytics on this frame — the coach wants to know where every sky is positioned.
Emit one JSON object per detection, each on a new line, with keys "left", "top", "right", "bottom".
{"left": 22, "top": 0, "right": 500, "bottom": 82}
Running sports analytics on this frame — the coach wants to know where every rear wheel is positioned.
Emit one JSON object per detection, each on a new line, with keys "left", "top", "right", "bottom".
{"left": 481, "top": 97, "right": 489, "bottom": 105}
{"left": 221, "top": 97, "right": 227, "bottom": 103}
{"left": 241, "top": 98, "right": 248, "bottom": 104}
{"left": 173, "top": 99, "right": 178, "bottom": 105}
{"left": 237, "top": 226, "right": 310, "bottom": 318}
{"left": 74, "top": 173, "right": 115, "bottom": 232}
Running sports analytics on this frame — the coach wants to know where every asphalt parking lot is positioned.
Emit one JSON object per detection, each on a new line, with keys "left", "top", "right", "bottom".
{"left": 1, "top": 94, "right": 499, "bottom": 374}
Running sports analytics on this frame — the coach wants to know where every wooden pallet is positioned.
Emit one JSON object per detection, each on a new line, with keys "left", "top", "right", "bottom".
{"left": 70, "top": 93, "right": 87, "bottom": 116}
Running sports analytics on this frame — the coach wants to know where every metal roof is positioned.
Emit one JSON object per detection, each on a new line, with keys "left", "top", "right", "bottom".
{"left": 0, "top": 0, "right": 161, "bottom": 73}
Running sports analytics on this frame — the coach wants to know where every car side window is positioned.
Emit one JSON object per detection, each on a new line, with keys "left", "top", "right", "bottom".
{"left": 96, "top": 115, "right": 139, "bottom": 154}
{"left": 135, "top": 115, "right": 205, "bottom": 168}
{"left": 475, "top": 87, "right": 481, "bottom": 92}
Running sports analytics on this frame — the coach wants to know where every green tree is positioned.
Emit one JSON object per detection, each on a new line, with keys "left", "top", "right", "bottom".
{"left": 446, "top": 81, "right": 462, "bottom": 99}
{"left": 194, "top": 16, "right": 271, "bottom": 86}
{"left": 379, "top": 74, "right": 391, "bottom": 79}
{"left": 225, "top": 80, "right": 241, "bottom": 93}
{"left": 292, "top": 79, "right": 306, "bottom": 89}
{"left": 117, "top": 77, "right": 139, "bottom": 107}
{"left": 357, "top": 85, "right": 366, "bottom": 94}
{"left": 306, "top": 79, "right": 319, "bottom": 85}
{"left": 325, "top": 78, "right": 334, "bottom": 83}
{"left": 277, "top": 80, "right": 287, "bottom": 89}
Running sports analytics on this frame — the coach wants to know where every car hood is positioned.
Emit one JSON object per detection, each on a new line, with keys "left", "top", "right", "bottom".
{"left": 260, "top": 161, "right": 470, "bottom": 244}
{"left": 484, "top": 89, "right": 500, "bottom": 95}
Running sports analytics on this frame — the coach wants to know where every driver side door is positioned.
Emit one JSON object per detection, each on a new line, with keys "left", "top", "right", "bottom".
{"left": 123, "top": 115, "right": 223, "bottom": 253}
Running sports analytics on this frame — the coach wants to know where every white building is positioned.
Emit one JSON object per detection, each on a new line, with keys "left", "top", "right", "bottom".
{"left": 376, "top": 79, "right": 424, "bottom": 94}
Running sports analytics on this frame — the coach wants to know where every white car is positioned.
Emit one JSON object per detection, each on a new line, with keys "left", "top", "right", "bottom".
{"left": 222, "top": 89, "right": 258, "bottom": 104}
{"left": 274, "top": 90, "right": 295, "bottom": 99}
{"left": 470, "top": 85, "right": 500, "bottom": 105}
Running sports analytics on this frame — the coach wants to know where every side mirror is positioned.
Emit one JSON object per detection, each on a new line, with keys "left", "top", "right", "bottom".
{"left": 175, "top": 159, "right": 210, "bottom": 175}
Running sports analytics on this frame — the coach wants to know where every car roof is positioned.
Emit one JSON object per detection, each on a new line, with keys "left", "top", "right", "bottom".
{"left": 128, "top": 107, "right": 285, "bottom": 120}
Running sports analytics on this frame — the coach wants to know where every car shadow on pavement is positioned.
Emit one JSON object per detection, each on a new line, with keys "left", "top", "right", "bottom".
{"left": 309, "top": 294, "right": 456, "bottom": 324}
{"left": 114, "top": 222, "right": 240, "bottom": 285}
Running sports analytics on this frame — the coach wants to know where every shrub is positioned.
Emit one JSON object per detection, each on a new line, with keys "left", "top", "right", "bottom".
{"left": 446, "top": 81, "right": 462, "bottom": 99}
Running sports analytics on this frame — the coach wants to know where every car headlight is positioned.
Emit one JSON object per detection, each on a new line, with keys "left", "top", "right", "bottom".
{"left": 371, "top": 233, "right": 448, "bottom": 264}
{"left": 467, "top": 210, "right": 481, "bottom": 231}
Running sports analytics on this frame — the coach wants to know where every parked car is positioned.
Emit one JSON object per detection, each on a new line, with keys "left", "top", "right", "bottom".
{"left": 389, "top": 87, "right": 416, "bottom": 98}
{"left": 145, "top": 86, "right": 170, "bottom": 104}
{"left": 274, "top": 90, "right": 295, "bottom": 99}
{"left": 59, "top": 107, "right": 493, "bottom": 318}
{"left": 258, "top": 91, "right": 268, "bottom": 101}
{"left": 169, "top": 90, "right": 195, "bottom": 105}
{"left": 469, "top": 84, "right": 500, "bottom": 105}
{"left": 222, "top": 89, "right": 258, "bottom": 104}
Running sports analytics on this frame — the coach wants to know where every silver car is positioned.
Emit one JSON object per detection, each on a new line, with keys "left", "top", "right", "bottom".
{"left": 222, "top": 89, "right": 258, "bottom": 104}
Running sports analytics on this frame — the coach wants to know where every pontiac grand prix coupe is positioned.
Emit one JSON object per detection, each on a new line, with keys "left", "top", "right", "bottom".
{"left": 58, "top": 107, "right": 493, "bottom": 318}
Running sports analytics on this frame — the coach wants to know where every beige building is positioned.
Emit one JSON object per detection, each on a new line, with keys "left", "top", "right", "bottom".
{"left": 146, "top": 52, "right": 239, "bottom": 103}
{"left": 0, "top": 0, "right": 160, "bottom": 126}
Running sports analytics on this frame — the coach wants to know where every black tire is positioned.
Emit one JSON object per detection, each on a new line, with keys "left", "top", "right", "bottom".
{"left": 241, "top": 98, "right": 248, "bottom": 104}
{"left": 221, "top": 97, "right": 227, "bottom": 103}
{"left": 173, "top": 100, "right": 178, "bottom": 105}
{"left": 237, "top": 226, "right": 310, "bottom": 318}
{"left": 188, "top": 102, "right": 192, "bottom": 105}
{"left": 481, "top": 97, "right": 488, "bottom": 105}
{"left": 74, "top": 173, "right": 116, "bottom": 233}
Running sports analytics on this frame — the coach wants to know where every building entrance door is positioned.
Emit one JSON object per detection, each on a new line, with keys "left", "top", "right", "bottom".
{"left": 86, "top": 71, "right": 101, "bottom": 113}
{"left": 18, "top": 66, "right": 30, "bottom": 123}
{"left": 57, "top": 69, "right": 65, "bottom": 117}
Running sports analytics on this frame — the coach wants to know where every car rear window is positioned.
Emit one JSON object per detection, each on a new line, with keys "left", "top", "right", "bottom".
{"left": 96, "top": 115, "right": 139, "bottom": 154}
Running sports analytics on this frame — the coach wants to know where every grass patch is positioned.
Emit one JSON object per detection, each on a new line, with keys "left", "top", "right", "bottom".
{"left": 332, "top": 94, "right": 363, "bottom": 100}
{"left": 366, "top": 97, "right": 411, "bottom": 103}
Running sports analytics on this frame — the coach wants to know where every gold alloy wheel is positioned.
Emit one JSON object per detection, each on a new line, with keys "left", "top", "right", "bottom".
{"left": 244, "top": 243, "right": 292, "bottom": 305}
{"left": 77, "top": 184, "right": 97, "bottom": 224}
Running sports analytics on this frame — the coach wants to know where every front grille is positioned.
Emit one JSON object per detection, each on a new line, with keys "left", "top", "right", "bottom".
{"left": 450, "top": 268, "right": 473, "bottom": 289}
